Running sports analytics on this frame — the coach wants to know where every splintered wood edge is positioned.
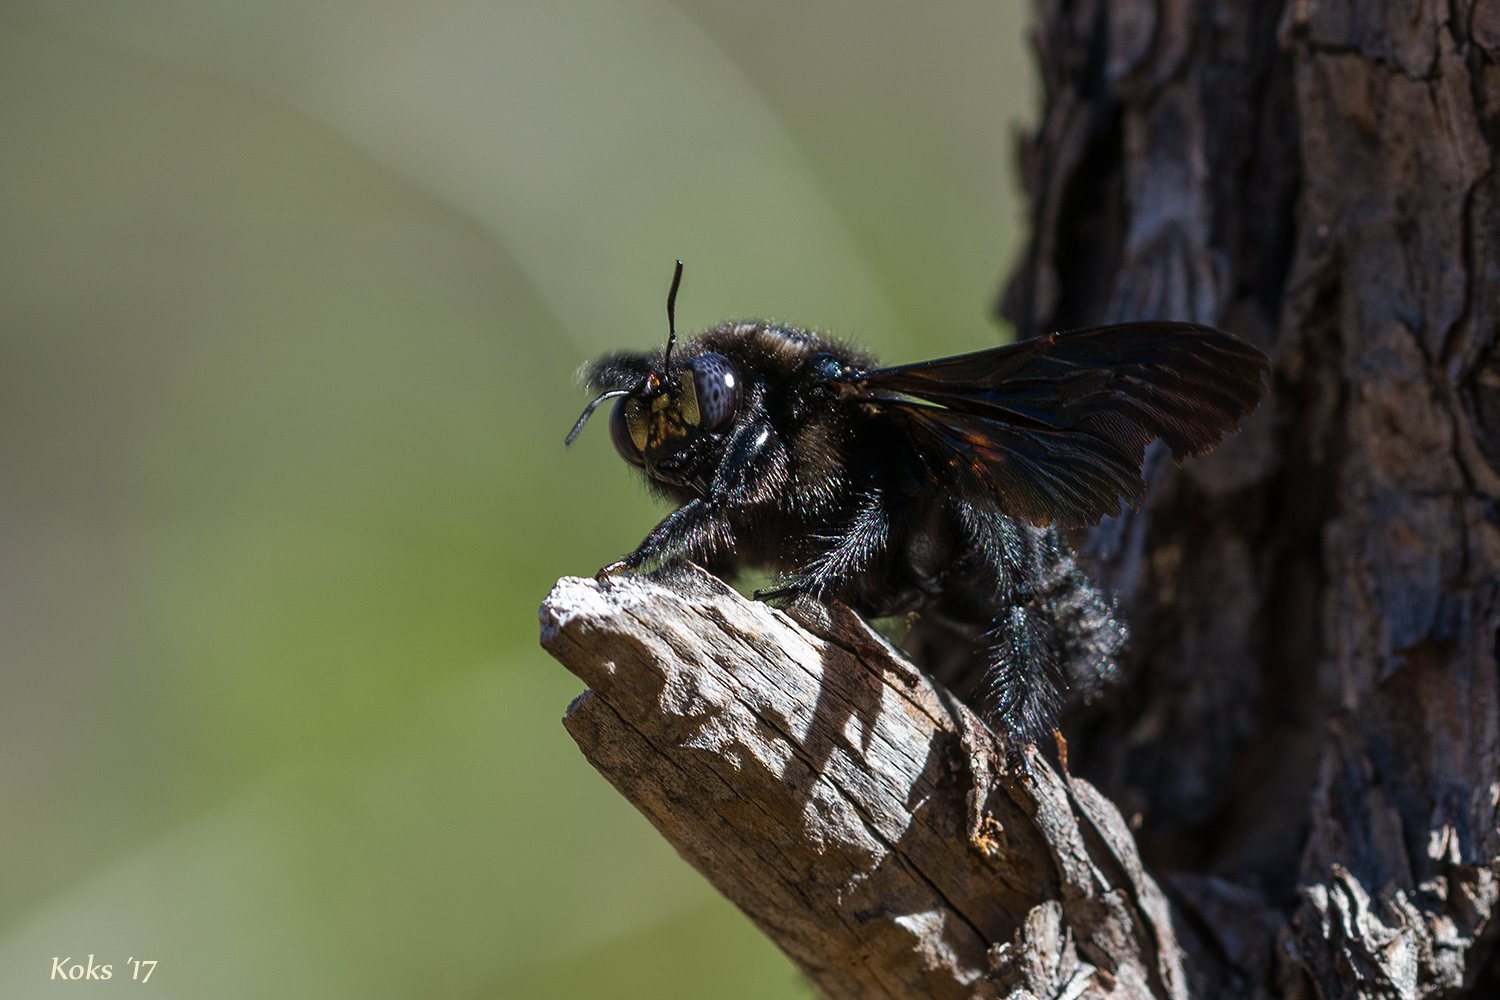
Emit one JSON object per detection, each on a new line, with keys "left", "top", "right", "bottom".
{"left": 538, "top": 565, "right": 1187, "bottom": 1000}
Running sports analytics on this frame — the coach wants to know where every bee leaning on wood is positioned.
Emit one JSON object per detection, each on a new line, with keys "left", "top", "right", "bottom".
{"left": 566, "top": 262, "right": 1270, "bottom": 753}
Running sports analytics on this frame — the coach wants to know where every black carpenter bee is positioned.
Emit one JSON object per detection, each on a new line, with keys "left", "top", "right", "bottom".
{"left": 566, "top": 262, "right": 1269, "bottom": 750}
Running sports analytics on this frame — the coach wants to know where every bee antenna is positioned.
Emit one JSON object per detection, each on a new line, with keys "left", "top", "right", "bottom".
{"left": 663, "top": 260, "right": 684, "bottom": 368}
{"left": 564, "top": 389, "right": 631, "bottom": 446}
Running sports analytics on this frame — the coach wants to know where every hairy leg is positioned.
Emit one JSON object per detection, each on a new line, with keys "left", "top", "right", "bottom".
{"left": 598, "top": 499, "right": 735, "bottom": 577}
{"left": 755, "top": 489, "right": 890, "bottom": 601}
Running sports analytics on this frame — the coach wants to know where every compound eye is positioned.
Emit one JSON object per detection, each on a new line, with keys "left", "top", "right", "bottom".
{"left": 689, "top": 353, "right": 739, "bottom": 432}
{"left": 806, "top": 352, "right": 844, "bottom": 384}
{"left": 609, "top": 398, "right": 646, "bottom": 468}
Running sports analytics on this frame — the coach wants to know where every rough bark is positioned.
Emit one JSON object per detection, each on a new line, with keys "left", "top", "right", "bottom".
{"left": 540, "top": 565, "right": 1188, "bottom": 999}
{"left": 1003, "top": 0, "right": 1500, "bottom": 996}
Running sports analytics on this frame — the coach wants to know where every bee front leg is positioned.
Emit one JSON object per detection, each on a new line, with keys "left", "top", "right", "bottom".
{"left": 596, "top": 499, "right": 734, "bottom": 579}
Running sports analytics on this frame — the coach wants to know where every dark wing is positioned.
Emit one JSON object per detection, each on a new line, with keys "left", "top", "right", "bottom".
{"left": 855, "top": 321, "right": 1269, "bottom": 527}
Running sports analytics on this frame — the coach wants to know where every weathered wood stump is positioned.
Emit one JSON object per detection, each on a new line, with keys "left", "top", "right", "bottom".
{"left": 540, "top": 564, "right": 1188, "bottom": 1000}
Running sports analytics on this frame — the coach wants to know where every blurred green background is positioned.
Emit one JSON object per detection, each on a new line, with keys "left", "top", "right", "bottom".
{"left": 0, "top": 2, "right": 1033, "bottom": 996}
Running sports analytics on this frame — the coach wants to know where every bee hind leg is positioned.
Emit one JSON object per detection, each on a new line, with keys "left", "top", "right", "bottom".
{"left": 981, "top": 599, "right": 1069, "bottom": 762}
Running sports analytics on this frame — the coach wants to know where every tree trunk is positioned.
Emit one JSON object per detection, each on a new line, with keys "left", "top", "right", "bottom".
{"left": 539, "top": 1, "right": 1500, "bottom": 996}
{"left": 1004, "top": 0, "right": 1500, "bottom": 996}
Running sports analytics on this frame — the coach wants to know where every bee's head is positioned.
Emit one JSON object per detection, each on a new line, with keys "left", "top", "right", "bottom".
{"left": 565, "top": 262, "right": 741, "bottom": 490}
